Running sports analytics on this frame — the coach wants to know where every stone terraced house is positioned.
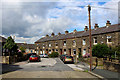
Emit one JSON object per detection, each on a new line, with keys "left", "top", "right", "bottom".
{"left": 0, "top": 36, "right": 7, "bottom": 56}
{"left": 16, "top": 43, "right": 35, "bottom": 54}
{"left": 35, "top": 21, "right": 120, "bottom": 57}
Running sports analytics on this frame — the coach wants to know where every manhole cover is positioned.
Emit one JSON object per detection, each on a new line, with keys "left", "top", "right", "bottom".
{"left": 38, "top": 66, "right": 47, "bottom": 68}
{"left": 41, "top": 66, "right": 46, "bottom": 67}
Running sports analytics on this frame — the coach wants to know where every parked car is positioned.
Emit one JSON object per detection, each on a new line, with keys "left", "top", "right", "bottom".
{"left": 26, "top": 53, "right": 37, "bottom": 59}
{"left": 62, "top": 55, "right": 74, "bottom": 63}
{"left": 28, "top": 55, "right": 41, "bottom": 62}
{"left": 39, "top": 54, "right": 48, "bottom": 58}
{"left": 60, "top": 54, "right": 67, "bottom": 61}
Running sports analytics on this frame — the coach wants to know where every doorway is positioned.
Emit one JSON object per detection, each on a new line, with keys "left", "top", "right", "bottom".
{"left": 78, "top": 48, "right": 81, "bottom": 58}
{"left": 69, "top": 48, "right": 71, "bottom": 56}
{"left": 60, "top": 49, "right": 62, "bottom": 55}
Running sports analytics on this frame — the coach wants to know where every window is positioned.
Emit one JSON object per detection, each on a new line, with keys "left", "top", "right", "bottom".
{"left": 83, "top": 39, "right": 86, "bottom": 45}
{"left": 55, "top": 42, "right": 58, "bottom": 46}
{"left": 83, "top": 49, "right": 86, "bottom": 56}
{"left": 73, "top": 40, "right": 76, "bottom": 46}
{"left": 49, "top": 50, "right": 51, "bottom": 54}
{"left": 48, "top": 43, "right": 51, "bottom": 47}
{"left": 63, "top": 41, "right": 66, "bottom": 46}
{"left": 43, "top": 50, "right": 45, "bottom": 54}
{"left": 40, "top": 49, "right": 42, "bottom": 54}
{"left": 73, "top": 49, "right": 76, "bottom": 55}
{"left": 56, "top": 49, "right": 58, "bottom": 52}
{"left": 64, "top": 49, "right": 66, "bottom": 54}
{"left": 107, "top": 36, "right": 112, "bottom": 43}
{"left": 43, "top": 44, "right": 45, "bottom": 48}
{"left": 93, "top": 37, "right": 97, "bottom": 44}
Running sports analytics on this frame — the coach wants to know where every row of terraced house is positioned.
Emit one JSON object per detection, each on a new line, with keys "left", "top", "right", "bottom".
{"left": 35, "top": 21, "right": 120, "bottom": 58}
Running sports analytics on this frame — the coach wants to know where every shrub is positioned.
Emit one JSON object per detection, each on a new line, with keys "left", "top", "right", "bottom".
{"left": 49, "top": 52, "right": 59, "bottom": 58}
{"left": 92, "top": 43, "right": 109, "bottom": 58}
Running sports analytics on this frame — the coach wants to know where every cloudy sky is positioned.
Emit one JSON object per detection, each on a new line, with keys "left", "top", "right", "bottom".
{"left": 0, "top": 0, "right": 120, "bottom": 44}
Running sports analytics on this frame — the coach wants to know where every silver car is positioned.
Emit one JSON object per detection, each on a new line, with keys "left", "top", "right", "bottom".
{"left": 39, "top": 54, "right": 48, "bottom": 58}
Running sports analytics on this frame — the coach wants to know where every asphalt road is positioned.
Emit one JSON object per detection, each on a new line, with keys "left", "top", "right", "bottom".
{"left": 2, "top": 58, "right": 99, "bottom": 79}
{"left": 2, "top": 58, "right": 73, "bottom": 73}
{"left": 19, "top": 58, "right": 73, "bottom": 71}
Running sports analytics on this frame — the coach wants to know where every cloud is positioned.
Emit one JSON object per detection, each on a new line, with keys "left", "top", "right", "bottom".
{"left": 1, "top": 0, "right": 119, "bottom": 43}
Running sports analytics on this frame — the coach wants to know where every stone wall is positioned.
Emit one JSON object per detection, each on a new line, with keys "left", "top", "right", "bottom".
{"left": 1, "top": 56, "right": 18, "bottom": 64}
{"left": 82, "top": 57, "right": 120, "bottom": 72}
{"left": 103, "top": 61, "right": 120, "bottom": 72}
{"left": 2, "top": 56, "right": 10, "bottom": 64}
{"left": 82, "top": 57, "right": 103, "bottom": 66}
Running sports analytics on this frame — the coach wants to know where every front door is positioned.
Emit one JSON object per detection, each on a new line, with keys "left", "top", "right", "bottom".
{"left": 60, "top": 49, "right": 62, "bottom": 55}
{"left": 69, "top": 48, "right": 71, "bottom": 56}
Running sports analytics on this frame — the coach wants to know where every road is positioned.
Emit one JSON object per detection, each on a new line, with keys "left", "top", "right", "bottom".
{"left": 2, "top": 58, "right": 99, "bottom": 79}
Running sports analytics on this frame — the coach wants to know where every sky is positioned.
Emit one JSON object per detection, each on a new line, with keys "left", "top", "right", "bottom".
{"left": 0, "top": 0, "right": 120, "bottom": 44}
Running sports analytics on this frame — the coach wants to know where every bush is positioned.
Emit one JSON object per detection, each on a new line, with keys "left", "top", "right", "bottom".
{"left": 92, "top": 43, "right": 109, "bottom": 58}
{"left": 49, "top": 52, "right": 59, "bottom": 58}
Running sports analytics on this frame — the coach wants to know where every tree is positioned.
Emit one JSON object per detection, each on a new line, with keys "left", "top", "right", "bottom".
{"left": 19, "top": 47, "right": 26, "bottom": 53}
{"left": 114, "top": 45, "right": 120, "bottom": 59}
{"left": 3, "top": 36, "right": 18, "bottom": 56}
{"left": 92, "top": 43, "right": 109, "bottom": 58}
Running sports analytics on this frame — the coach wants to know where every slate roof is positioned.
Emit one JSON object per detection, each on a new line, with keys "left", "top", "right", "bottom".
{"left": 16, "top": 43, "right": 35, "bottom": 49}
{"left": 35, "top": 24, "right": 120, "bottom": 43}
{"left": 0, "top": 36, "right": 7, "bottom": 42}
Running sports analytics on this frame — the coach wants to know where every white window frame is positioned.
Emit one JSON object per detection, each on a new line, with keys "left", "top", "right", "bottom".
{"left": 43, "top": 50, "right": 45, "bottom": 54}
{"left": 56, "top": 49, "right": 58, "bottom": 52}
{"left": 83, "top": 49, "right": 86, "bottom": 56}
{"left": 48, "top": 43, "right": 51, "bottom": 47}
{"left": 107, "top": 36, "right": 112, "bottom": 43}
{"left": 55, "top": 42, "right": 58, "bottom": 47}
{"left": 64, "top": 49, "right": 66, "bottom": 54}
{"left": 63, "top": 41, "right": 66, "bottom": 46}
{"left": 40, "top": 50, "right": 42, "bottom": 54}
{"left": 73, "top": 49, "right": 76, "bottom": 55}
{"left": 43, "top": 44, "right": 45, "bottom": 48}
{"left": 49, "top": 50, "right": 51, "bottom": 54}
{"left": 93, "top": 37, "right": 97, "bottom": 45}
{"left": 83, "top": 39, "right": 86, "bottom": 45}
{"left": 73, "top": 40, "right": 76, "bottom": 46}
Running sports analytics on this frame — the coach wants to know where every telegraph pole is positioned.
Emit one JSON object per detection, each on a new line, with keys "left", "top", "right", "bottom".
{"left": 88, "top": 5, "right": 92, "bottom": 71}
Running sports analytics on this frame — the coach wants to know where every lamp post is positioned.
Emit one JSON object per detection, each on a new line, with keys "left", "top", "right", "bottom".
{"left": 88, "top": 5, "right": 92, "bottom": 71}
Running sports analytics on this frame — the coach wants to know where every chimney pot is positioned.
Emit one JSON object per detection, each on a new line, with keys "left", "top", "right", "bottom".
{"left": 84, "top": 26, "right": 88, "bottom": 31}
{"left": 51, "top": 33, "right": 55, "bottom": 37}
{"left": 94, "top": 23, "right": 99, "bottom": 29}
{"left": 46, "top": 34, "right": 49, "bottom": 37}
{"left": 73, "top": 29, "right": 77, "bottom": 33}
{"left": 58, "top": 32, "right": 61, "bottom": 35}
{"left": 65, "top": 30, "right": 69, "bottom": 34}
{"left": 106, "top": 20, "right": 111, "bottom": 27}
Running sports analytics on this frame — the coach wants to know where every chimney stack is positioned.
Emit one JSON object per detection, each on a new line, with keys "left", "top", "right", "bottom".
{"left": 73, "top": 29, "right": 77, "bottom": 33}
{"left": 84, "top": 26, "right": 88, "bottom": 31}
{"left": 51, "top": 33, "right": 55, "bottom": 37}
{"left": 58, "top": 32, "right": 61, "bottom": 36}
{"left": 46, "top": 34, "right": 49, "bottom": 37}
{"left": 94, "top": 23, "right": 99, "bottom": 29}
{"left": 65, "top": 30, "right": 69, "bottom": 34}
{"left": 106, "top": 20, "right": 111, "bottom": 27}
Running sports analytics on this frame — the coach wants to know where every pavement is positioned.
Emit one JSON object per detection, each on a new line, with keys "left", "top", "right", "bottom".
{"left": 67, "top": 61, "right": 120, "bottom": 80}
